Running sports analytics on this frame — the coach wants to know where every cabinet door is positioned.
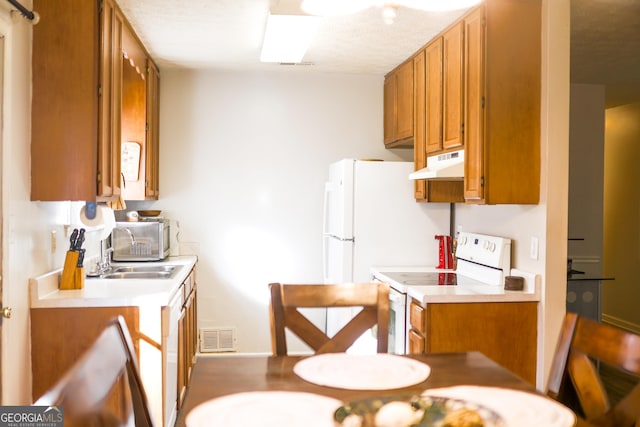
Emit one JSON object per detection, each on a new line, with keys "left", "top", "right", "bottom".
{"left": 383, "top": 76, "right": 396, "bottom": 145}
{"left": 463, "top": 7, "right": 485, "bottom": 201}
{"left": 425, "top": 38, "right": 443, "bottom": 154}
{"left": 31, "top": 0, "right": 100, "bottom": 201}
{"left": 177, "top": 302, "right": 187, "bottom": 408}
{"left": 408, "top": 329, "right": 425, "bottom": 354}
{"left": 395, "top": 60, "right": 414, "bottom": 141}
{"left": 413, "top": 50, "right": 426, "bottom": 200}
{"left": 146, "top": 60, "right": 161, "bottom": 199}
{"left": 98, "top": 0, "right": 123, "bottom": 199}
{"left": 442, "top": 22, "right": 464, "bottom": 150}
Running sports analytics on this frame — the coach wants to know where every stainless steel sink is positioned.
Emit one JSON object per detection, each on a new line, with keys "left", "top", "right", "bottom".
{"left": 96, "top": 264, "right": 181, "bottom": 280}
{"left": 111, "top": 265, "right": 177, "bottom": 274}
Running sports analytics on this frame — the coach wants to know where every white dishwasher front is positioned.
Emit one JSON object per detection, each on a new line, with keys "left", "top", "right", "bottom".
{"left": 163, "top": 288, "right": 183, "bottom": 427}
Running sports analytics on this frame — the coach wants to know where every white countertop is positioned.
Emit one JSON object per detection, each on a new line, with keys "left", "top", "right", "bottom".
{"left": 371, "top": 266, "right": 541, "bottom": 304}
{"left": 30, "top": 256, "right": 198, "bottom": 309}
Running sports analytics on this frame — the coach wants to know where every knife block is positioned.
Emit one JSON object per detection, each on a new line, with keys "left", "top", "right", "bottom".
{"left": 60, "top": 251, "right": 84, "bottom": 290}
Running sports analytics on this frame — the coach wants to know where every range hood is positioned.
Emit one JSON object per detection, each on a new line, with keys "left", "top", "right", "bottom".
{"left": 409, "top": 149, "right": 464, "bottom": 180}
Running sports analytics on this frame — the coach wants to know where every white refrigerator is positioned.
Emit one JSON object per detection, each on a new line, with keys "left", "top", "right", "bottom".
{"left": 322, "top": 159, "right": 450, "bottom": 347}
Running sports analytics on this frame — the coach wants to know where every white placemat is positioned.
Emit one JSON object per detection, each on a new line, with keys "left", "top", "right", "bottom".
{"left": 423, "top": 386, "right": 576, "bottom": 427}
{"left": 294, "top": 353, "right": 431, "bottom": 390}
{"left": 185, "top": 391, "right": 341, "bottom": 427}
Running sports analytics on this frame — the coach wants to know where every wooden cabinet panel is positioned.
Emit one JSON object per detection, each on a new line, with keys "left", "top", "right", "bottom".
{"left": 409, "top": 300, "right": 425, "bottom": 334}
{"left": 395, "top": 61, "right": 414, "bottom": 141}
{"left": 463, "top": 6, "right": 484, "bottom": 201}
{"left": 442, "top": 22, "right": 464, "bottom": 150}
{"left": 30, "top": 307, "right": 140, "bottom": 401}
{"left": 413, "top": 50, "right": 426, "bottom": 200}
{"left": 408, "top": 329, "right": 425, "bottom": 354}
{"left": 98, "top": 0, "right": 124, "bottom": 200}
{"left": 383, "top": 77, "right": 395, "bottom": 144}
{"left": 121, "top": 23, "right": 147, "bottom": 201}
{"left": 31, "top": 0, "right": 100, "bottom": 201}
{"left": 145, "top": 60, "right": 161, "bottom": 199}
{"left": 384, "top": 60, "right": 414, "bottom": 147}
{"left": 425, "top": 302, "right": 538, "bottom": 385}
{"left": 425, "top": 38, "right": 444, "bottom": 154}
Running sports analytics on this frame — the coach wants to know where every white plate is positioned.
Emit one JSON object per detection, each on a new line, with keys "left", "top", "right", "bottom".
{"left": 294, "top": 353, "right": 431, "bottom": 390}
{"left": 185, "top": 391, "right": 342, "bottom": 427}
{"left": 423, "top": 386, "right": 576, "bottom": 427}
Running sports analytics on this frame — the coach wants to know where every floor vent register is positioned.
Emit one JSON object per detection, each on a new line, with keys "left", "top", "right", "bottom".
{"left": 199, "top": 327, "right": 237, "bottom": 352}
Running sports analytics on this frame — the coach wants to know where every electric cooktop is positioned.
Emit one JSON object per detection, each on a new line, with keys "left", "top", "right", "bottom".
{"left": 380, "top": 271, "right": 491, "bottom": 288}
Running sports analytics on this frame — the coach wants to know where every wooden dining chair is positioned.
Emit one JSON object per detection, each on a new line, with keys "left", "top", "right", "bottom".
{"left": 546, "top": 312, "right": 640, "bottom": 427}
{"left": 34, "top": 316, "right": 155, "bottom": 427}
{"left": 268, "top": 282, "right": 390, "bottom": 356}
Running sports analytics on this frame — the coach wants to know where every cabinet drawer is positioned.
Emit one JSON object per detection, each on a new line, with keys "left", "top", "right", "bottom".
{"left": 409, "top": 300, "right": 425, "bottom": 334}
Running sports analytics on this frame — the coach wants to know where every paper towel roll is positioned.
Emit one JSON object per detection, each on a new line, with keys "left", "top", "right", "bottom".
{"left": 79, "top": 204, "right": 116, "bottom": 240}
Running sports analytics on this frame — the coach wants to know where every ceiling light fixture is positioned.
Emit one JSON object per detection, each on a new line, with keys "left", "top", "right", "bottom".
{"left": 301, "top": 0, "right": 483, "bottom": 21}
{"left": 260, "top": 13, "right": 321, "bottom": 63}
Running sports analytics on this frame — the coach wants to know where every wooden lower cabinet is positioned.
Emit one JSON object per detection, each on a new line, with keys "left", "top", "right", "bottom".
{"left": 408, "top": 299, "right": 538, "bottom": 385}
{"left": 178, "top": 269, "right": 198, "bottom": 408}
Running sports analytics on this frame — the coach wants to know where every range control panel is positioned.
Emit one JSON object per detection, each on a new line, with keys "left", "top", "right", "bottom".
{"left": 455, "top": 232, "right": 511, "bottom": 271}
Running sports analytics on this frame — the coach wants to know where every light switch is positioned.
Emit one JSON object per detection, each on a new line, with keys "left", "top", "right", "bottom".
{"left": 530, "top": 237, "right": 539, "bottom": 260}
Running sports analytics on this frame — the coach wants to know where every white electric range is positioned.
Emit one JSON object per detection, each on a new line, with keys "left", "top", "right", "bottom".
{"left": 372, "top": 232, "right": 538, "bottom": 354}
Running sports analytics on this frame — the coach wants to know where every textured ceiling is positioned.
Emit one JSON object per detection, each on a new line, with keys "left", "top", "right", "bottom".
{"left": 115, "top": 0, "right": 640, "bottom": 107}
{"left": 115, "top": 0, "right": 468, "bottom": 74}
{"left": 571, "top": 0, "right": 640, "bottom": 107}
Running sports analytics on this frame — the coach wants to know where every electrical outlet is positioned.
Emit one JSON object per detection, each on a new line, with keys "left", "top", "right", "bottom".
{"left": 530, "top": 237, "right": 539, "bottom": 260}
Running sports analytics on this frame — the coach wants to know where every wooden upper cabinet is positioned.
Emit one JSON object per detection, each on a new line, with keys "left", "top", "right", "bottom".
{"left": 31, "top": 0, "right": 102, "bottom": 201}
{"left": 442, "top": 22, "right": 464, "bottom": 150}
{"left": 425, "top": 38, "right": 444, "bottom": 154}
{"left": 384, "top": 60, "right": 414, "bottom": 147}
{"left": 463, "top": 1, "right": 541, "bottom": 204}
{"left": 31, "top": 0, "right": 159, "bottom": 202}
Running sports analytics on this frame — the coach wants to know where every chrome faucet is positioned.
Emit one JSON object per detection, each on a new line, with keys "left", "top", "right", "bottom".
{"left": 96, "top": 238, "right": 114, "bottom": 274}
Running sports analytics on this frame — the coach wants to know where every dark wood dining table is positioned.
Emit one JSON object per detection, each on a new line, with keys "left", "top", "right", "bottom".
{"left": 175, "top": 351, "right": 594, "bottom": 427}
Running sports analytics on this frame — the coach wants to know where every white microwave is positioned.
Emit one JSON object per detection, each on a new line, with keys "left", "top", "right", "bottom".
{"left": 111, "top": 219, "right": 170, "bottom": 261}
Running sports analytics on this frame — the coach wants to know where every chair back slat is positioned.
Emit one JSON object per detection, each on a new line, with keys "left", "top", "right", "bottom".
{"left": 547, "top": 312, "right": 640, "bottom": 427}
{"left": 269, "top": 282, "right": 389, "bottom": 356}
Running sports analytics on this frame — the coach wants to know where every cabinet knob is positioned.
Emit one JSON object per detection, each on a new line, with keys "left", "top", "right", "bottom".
{"left": 1, "top": 307, "right": 12, "bottom": 319}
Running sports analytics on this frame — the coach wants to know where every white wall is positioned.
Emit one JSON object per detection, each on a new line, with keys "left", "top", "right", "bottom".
{"left": 153, "top": 70, "right": 411, "bottom": 353}
{"left": 603, "top": 102, "right": 640, "bottom": 331}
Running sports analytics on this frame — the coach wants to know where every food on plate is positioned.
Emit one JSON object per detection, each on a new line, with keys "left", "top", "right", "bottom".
{"left": 442, "top": 408, "right": 485, "bottom": 427}
{"left": 334, "top": 395, "right": 502, "bottom": 427}
{"left": 374, "top": 401, "right": 424, "bottom": 427}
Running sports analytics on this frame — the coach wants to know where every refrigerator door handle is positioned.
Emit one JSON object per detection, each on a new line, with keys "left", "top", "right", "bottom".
{"left": 322, "top": 182, "right": 332, "bottom": 236}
